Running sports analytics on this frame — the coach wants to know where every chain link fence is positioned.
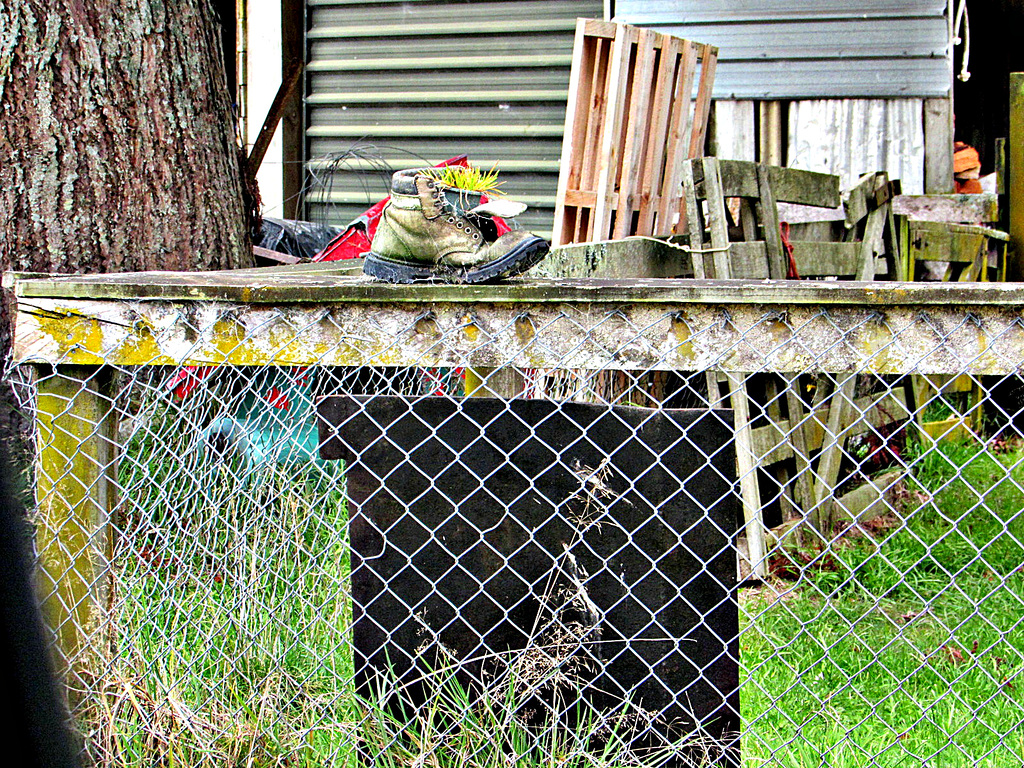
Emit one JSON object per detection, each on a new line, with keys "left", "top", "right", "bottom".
{"left": 12, "top": 287, "right": 1024, "bottom": 767}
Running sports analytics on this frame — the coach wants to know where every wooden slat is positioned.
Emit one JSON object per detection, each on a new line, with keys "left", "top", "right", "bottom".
{"left": 724, "top": 370, "right": 767, "bottom": 579}
{"left": 701, "top": 160, "right": 841, "bottom": 207}
{"left": 813, "top": 375, "right": 858, "bottom": 531}
{"left": 859, "top": 196, "right": 888, "bottom": 280}
{"left": 784, "top": 376, "right": 815, "bottom": 515}
{"left": 729, "top": 241, "right": 871, "bottom": 279}
{"left": 756, "top": 163, "right": 786, "bottom": 279}
{"left": 592, "top": 24, "right": 634, "bottom": 242}
{"left": 893, "top": 193, "right": 1000, "bottom": 224}
{"left": 702, "top": 159, "right": 732, "bottom": 279}
{"left": 680, "top": 160, "right": 707, "bottom": 279}
{"left": 661, "top": 40, "right": 699, "bottom": 233}
{"left": 689, "top": 44, "right": 718, "bottom": 157}
{"left": 613, "top": 28, "right": 658, "bottom": 239}
{"left": 636, "top": 36, "right": 679, "bottom": 235}
{"left": 843, "top": 171, "right": 879, "bottom": 228}
{"left": 909, "top": 219, "right": 1008, "bottom": 242}
{"left": 552, "top": 19, "right": 596, "bottom": 246}
{"left": 908, "top": 221, "right": 990, "bottom": 263}
{"left": 582, "top": 19, "right": 618, "bottom": 39}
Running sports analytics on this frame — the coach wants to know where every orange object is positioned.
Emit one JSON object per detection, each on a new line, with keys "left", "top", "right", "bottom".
{"left": 954, "top": 142, "right": 981, "bottom": 174}
{"left": 955, "top": 177, "right": 983, "bottom": 194}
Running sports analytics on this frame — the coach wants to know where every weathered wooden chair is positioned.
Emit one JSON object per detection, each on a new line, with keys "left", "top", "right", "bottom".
{"left": 893, "top": 192, "right": 1008, "bottom": 441}
{"left": 680, "top": 160, "right": 906, "bottom": 576}
{"left": 894, "top": 192, "right": 1006, "bottom": 282}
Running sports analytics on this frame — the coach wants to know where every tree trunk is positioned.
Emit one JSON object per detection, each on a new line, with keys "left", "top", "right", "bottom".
{"left": 0, "top": 0, "right": 254, "bottom": 486}
{"left": 0, "top": 0, "right": 253, "bottom": 275}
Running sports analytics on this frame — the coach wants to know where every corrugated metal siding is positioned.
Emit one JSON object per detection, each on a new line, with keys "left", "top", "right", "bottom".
{"left": 614, "top": 0, "right": 952, "bottom": 99}
{"left": 788, "top": 99, "right": 926, "bottom": 194}
{"left": 304, "top": 0, "right": 603, "bottom": 236}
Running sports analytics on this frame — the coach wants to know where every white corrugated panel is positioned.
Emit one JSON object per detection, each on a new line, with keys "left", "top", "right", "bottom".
{"left": 788, "top": 99, "right": 926, "bottom": 194}
{"left": 303, "top": 0, "right": 603, "bottom": 237}
{"left": 614, "top": 0, "right": 951, "bottom": 99}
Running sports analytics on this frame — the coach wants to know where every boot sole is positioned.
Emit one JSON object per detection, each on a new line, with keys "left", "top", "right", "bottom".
{"left": 364, "top": 236, "right": 550, "bottom": 284}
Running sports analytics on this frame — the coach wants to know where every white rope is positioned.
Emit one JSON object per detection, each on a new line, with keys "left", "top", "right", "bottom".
{"left": 953, "top": 0, "right": 971, "bottom": 83}
{"left": 624, "top": 235, "right": 731, "bottom": 255}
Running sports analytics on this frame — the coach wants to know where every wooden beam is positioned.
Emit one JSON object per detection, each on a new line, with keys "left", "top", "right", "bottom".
{"left": 248, "top": 59, "right": 304, "bottom": 177}
{"left": 16, "top": 272, "right": 1024, "bottom": 306}
{"left": 543, "top": 237, "right": 693, "bottom": 279}
{"left": 1010, "top": 73, "right": 1024, "bottom": 280}
{"left": 34, "top": 366, "right": 118, "bottom": 703}
{"left": 697, "top": 160, "right": 840, "bottom": 208}
{"left": 707, "top": 241, "right": 888, "bottom": 279}
{"left": 281, "top": 0, "right": 305, "bottom": 219}
{"left": 756, "top": 164, "right": 786, "bottom": 279}
{"left": 924, "top": 96, "right": 954, "bottom": 194}
{"left": 893, "top": 193, "right": 1000, "bottom": 223}
{"left": 723, "top": 371, "right": 767, "bottom": 580}
{"left": 14, "top": 295, "right": 1024, "bottom": 375}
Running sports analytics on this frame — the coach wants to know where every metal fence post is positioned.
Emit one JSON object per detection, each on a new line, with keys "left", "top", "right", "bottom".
{"left": 33, "top": 365, "right": 118, "bottom": 702}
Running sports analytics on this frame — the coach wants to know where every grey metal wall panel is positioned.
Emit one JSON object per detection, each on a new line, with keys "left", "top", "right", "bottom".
{"left": 710, "top": 59, "right": 952, "bottom": 100}
{"left": 788, "top": 99, "right": 926, "bottom": 194}
{"left": 616, "top": 0, "right": 948, "bottom": 23}
{"left": 615, "top": 1, "right": 951, "bottom": 99}
{"left": 304, "top": 0, "right": 602, "bottom": 237}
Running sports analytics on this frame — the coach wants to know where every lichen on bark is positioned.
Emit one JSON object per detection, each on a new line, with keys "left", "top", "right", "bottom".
{"left": 0, "top": 0, "right": 253, "bottom": 276}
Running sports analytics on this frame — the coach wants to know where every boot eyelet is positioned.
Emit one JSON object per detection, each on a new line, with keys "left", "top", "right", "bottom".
{"left": 447, "top": 217, "right": 455, "bottom": 224}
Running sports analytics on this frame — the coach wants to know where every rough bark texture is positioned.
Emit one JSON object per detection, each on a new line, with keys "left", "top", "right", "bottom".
{"left": 0, "top": 0, "right": 253, "bottom": 487}
{"left": 0, "top": 0, "right": 253, "bottom": 275}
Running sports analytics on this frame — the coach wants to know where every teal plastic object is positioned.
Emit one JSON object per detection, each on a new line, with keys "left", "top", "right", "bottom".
{"left": 201, "top": 368, "right": 324, "bottom": 468}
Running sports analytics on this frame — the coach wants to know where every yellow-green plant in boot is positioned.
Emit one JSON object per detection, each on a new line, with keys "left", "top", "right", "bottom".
{"left": 423, "top": 163, "right": 505, "bottom": 197}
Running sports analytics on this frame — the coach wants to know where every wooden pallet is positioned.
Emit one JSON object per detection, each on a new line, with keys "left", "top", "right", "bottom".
{"left": 552, "top": 19, "right": 717, "bottom": 246}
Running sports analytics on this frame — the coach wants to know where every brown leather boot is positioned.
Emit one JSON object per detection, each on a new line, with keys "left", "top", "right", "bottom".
{"left": 363, "top": 168, "right": 549, "bottom": 283}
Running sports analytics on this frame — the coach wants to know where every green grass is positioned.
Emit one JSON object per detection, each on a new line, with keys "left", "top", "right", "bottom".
{"left": 83, "top": 397, "right": 356, "bottom": 766}
{"left": 742, "top": 437, "right": 1024, "bottom": 767}
{"left": 76, "top": 396, "right": 1024, "bottom": 767}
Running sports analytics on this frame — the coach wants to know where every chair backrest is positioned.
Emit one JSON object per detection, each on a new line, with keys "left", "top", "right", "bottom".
{"left": 682, "top": 160, "right": 899, "bottom": 281}
{"left": 892, "top": 193, "right": 1007, "bottom": 282}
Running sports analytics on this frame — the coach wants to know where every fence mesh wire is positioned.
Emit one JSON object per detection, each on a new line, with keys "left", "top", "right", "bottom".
{"left": 14, "top": 298, "right": 1024, "bottom": 767}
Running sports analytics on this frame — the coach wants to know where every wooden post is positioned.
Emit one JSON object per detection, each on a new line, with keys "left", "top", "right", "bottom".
{"left": 723, "top": 371, "right": 767, "bottom": 580}
{"left": 34, "top": 365, "right": 118, "bottom": 701}
{"left": 1008, "top": 73, "right": 1024, "bottom": 280}
{"left": 812, "top": 374, "right": 855, "bottom": 534}
{"left": 924, "top": 96, "right": 954, "bottom": 194}
{"left": 465, "top": 368, "right": 523, "bottom": 398}
{"left": 758, "top": 101, "right": 784, "bottom": 167}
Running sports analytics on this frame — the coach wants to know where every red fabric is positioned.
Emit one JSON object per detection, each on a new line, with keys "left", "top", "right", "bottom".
{"left": 167, "top": 366, "right": 214, "bottom": 399}
{"left": 314, "top": 155, "right": 511, "bottom": 262}
{"left": 779, "top": 221, "right": 800, "bottom": 279}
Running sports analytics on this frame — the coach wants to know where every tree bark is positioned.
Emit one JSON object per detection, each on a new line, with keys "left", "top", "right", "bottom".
{"left": 0, "top": 0, "right": 254, "bottom": 489}
{"left": 0, "top": 0, "right": 253, "bottom": 275}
